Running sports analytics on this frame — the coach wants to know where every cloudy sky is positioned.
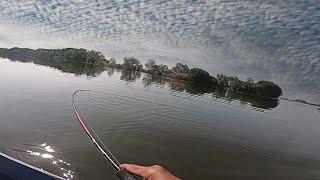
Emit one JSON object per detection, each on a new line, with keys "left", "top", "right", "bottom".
{"left": 0, "top": 0, "right": 319, "bottom": 103}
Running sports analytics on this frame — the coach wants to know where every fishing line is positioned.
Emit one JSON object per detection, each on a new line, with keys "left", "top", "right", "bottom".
{"left": 72, "top": 90, "right": 140, "bottom": 180}
{"left": 72, "top": 90, "right": 120, "bottom": 170}
{"left": 73, "top": 89, "right": 260, "bottom": 179}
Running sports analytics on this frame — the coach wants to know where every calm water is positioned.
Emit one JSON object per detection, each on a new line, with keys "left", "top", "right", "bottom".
{"left": 0, "top": 58, "right": 320, "bottom": 180}
{"left": 0, "top": 0, "right": 319, "bottom": 104}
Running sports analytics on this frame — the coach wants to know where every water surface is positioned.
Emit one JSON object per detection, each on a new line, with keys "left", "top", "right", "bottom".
{"left": 0, "top": 58, "right": 320, "bottom": 180}
{"left": 0, "top": 0, "right": 319, "bottom": 103}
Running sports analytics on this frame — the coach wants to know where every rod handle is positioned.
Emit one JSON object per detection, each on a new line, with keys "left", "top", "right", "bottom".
{"left": 116, "top": 168, "right": 141, "bottom": 180}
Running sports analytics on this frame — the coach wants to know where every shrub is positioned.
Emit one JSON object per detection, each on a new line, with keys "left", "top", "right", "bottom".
{"left": 171, "top": 73, "right": 188, "bottom": 81}
{"left": 122, "top": 57, "right": 143, "bottom": 71}
{"left": 253, "top": 81, "right": 282, "bottom": 98}
{"left": 187, "top": 68, "right": 212, "bottom": 84}
{"left": 172, "top": 63, "right": 189, "bottom": 73}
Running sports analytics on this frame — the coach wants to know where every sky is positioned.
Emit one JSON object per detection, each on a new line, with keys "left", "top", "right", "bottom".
{"left": 0, "top": 0, "right": 319, "bottom": 103}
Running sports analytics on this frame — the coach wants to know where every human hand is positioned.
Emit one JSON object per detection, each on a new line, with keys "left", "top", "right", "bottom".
{"left": 120, "top": 164, "right": 180, "bottom": 180}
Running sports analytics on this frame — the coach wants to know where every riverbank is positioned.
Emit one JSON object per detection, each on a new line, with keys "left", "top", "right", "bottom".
{"left": 108, "top": 58, "right": 283, "bottom": 99}
{"left": 0, "top": 47, "right": 282, "bottom": 98}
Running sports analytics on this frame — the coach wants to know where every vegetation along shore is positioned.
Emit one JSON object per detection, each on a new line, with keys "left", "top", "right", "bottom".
{"left": 0, "top": 47, "right": 282, "bottom": 98}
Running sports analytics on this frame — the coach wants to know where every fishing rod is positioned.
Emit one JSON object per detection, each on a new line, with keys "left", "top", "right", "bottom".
{"left": 72, "top": 90, "right": 140, "bottom": 180}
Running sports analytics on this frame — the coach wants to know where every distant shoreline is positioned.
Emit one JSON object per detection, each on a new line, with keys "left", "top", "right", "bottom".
{"left": 0, "top": 49, "right": 318, "bottom": 109}
{"left": 280, "top": 97, "right": 320, "bottom": 107}
{"left": 0, "top": 47, "right": 282, "bottom": 99}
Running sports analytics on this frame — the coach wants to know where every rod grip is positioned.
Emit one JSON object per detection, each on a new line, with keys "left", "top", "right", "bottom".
{"left": 116, "top": 168, "right": 141, "bottom": 180}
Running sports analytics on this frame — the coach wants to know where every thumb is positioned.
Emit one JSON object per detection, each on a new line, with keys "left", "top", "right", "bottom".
{"left": 120, "top": 164, "right": 149, "bottom": 177}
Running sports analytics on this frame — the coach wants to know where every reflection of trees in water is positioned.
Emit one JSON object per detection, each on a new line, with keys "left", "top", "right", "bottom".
{"left": 142, "top": 73, "right": 167, "bottom": 87}
{"left": 106, "top": 68, "right": 115, "bottom": 77}
{"left": 224, "top": 90, "right": 279, "bottom": 109}
{"left": 120, "top": 69, "right": 141, "bottom": 82}
{"left": 139, "top": 74, "right": 278, "bottom": 110}
{"left": 169, "top": 79, "right": 279, "bottom": 110}
{"left": 2, "top": 49, "right": 279, "bottom": 110}
{"left": 170, "top": 80, "right": 216, "bottom": 95}
{"left": 49, "top": 62, "right": 104, "bottom": 77}
{"left": 0, "top": 48, "right": 107, "bottom": 77}
{"left": 2, "top": 54, "right": 104, "bottom": 77}
{"left": 185, "top": 82, "right": 216, "bottom": 95}
{"left": 170, "top": 79, "right": 186, "bottom": 92}
{"left": 20, "top": 60, "right": 105, "bottom": 77}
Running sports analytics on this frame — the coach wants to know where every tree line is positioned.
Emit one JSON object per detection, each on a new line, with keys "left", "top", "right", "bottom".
{"left": 0, "top": 47, "right": 282, "bottom": 98}
{"left": 109, "top": 57, "right": 282, "bottom": 98}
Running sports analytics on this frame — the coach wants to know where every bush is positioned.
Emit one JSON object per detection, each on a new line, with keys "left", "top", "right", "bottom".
{"left": 217, "top": 74, "right": 230, "bottom": 88}
{"left": 122, "top": 57, "right": 143, "bottom": 71}
{"left": 172, "top": 63, "right": 189, "bottom": 73}
{"left": 253, "top": 81, "right": 282, "bottom": 98}
{"left": 145, "top": 59, "right": 156, "bottom": 72}
{"left": 171, "top": 73, "right": 188, "bottom": 81}
{"left": 210, "top": 76, "right": 218, "bottom": 86}
{"left": 109, "top": 57, "right": 116, "bottom": 64}
{"left": 154, "top": 64, "right": 170, "bottom": 76}
{"left": 187, "top": 68, "right": 212, "bottom": 84}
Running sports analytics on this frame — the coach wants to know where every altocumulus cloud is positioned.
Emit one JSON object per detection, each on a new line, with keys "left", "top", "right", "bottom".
{"left": 0, "top": 0, "right": 319, "bottom": 103}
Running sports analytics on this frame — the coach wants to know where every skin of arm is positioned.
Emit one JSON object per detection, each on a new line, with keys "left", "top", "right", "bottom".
{"left": 120, "top": 164, "right": 180, "bottom": 180}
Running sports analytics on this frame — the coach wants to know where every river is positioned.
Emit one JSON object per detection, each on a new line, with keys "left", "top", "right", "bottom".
{"left": 0, "top": 58, "right": 319, "bottom": 179}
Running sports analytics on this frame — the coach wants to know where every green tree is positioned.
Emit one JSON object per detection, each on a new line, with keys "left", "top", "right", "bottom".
{"left": 145, "top": 59, "right": 170, "bottom": 76}
{"left": 122, "top": 57, "right": 143, "bottom": 71}
{"left": 85, "top": 50, "right": 106, "bottom": 64}
{"left": 228, "top": 76, "right": 241, "bottom": 90}
{"left": 253, "top": 81, "right": 282, "bottom": 98}
{"left": 187, "top": 68, "right": 212, "bottom": 84}
{"left": 109, "top": 57, "right": 116, "bottom": 64}
{"left": 210, "top": 75, "right": 218, "bottom": 86}
{"left": 62, "top": 48, "right": 87, "bottom": 62}
{"left": 145, "top": 59, "right": 156, "bottom": 72}
{"left": 217, "top": 74, "right": 230, "bottom": 88}
{"left": 247, "top": 77, "right": 254, "bottom": 83}
{"left": 172, "top": 63, "right": 189, "bottom": 73}
{"left": 155, "top": 64, "right": 170, "bottom": 76}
